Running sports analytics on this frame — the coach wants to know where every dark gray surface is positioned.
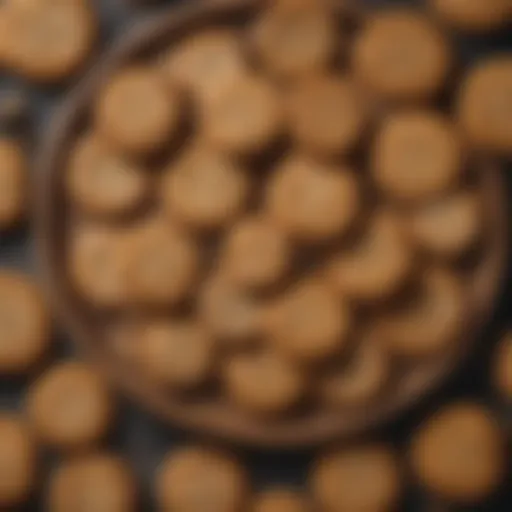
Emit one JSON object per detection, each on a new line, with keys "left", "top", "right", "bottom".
{"left": 0, "top": 0, "right": 510, "bottom": 510}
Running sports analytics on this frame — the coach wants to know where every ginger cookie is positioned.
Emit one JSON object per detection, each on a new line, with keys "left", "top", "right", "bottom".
{"left": 252, "top": 489, "right": 309, "bottom": 512}
{"left": 0, "top": 138, "right": 26, "bottom": 229}
{"left": 494, "top": 333, "right": 512, "bottom": 400}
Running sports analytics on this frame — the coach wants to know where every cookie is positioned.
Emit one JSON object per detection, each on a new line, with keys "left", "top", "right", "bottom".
{"left": 224, "top": 350, "right": 304, "bottom": 416}
{"left": 327, "top": 211, "right": 412, "bottom": 302}
{"left": 163, "top": 29, "right": 246, "bottom": 104}
{"left": 320, "top": 332, "right": 390, "bottom": 408}
{"left": 264, "top": 279, "right": 351, "bottom": 364}
{"left": 201, "top": 74, "right": 283, "bottom": 155}
{"left": 68, "top": 225, "right": 130, "bottom": 308}
{"left": 220, "top": 216, "right": 291, "bottom": 289}
{"left": 251, "top": 0, "right": 335, "bottom": 78}
{"left": 162, "top": 146, "right": 249, "bottom": 231}
{"left": 0, "top": 138, "right": 26, "bottom": 229}
{"left": 408, "top": 190, "right": 481, "bottom": 258}
{"left": 47, "top": 453, "right": 136, "bottom": 512}
{"left": 430, "top": 0, "right": 510, "bottom": 32}
{"left": 26, "top": 361, "right": 113, "bottom": 450}
{"left": 353, "top": 10, "right": 451, "bottom": 101}
{"left": 266, "top": 154, "right": 360, "bottom": 242}
{"left": 4, "top": 0, "right": 97, "bottom": 83}
{"left": 136, "top": 320, "right": 214, "bottom": 390}
{"left": 372, "top": 110, "right": 463, "bottom": 202}
{"left": 96, "top": 66, "right": 181, "bottom": 155}
{"left": 252, "top": 489, "right": 309, "bottom": 512}
{"left": 494, "top": 333, "right": 512, "bottom": 399}
{"left": 311, "top": 444, "right": 402, "bottom": 512}
{"left": 0, "top": 415, "right": 36, "bottom": 507}
{"left": 199, "top": 276, "right": 262, "bottom": 347}
{"left": 156, "top": 446, "right": 249, "bottom": 512}
{"left": 66, "top": 134, "right": 149, "bottom": 217}
{"left": 287, "top": 74, "right": 368, "bottom": 156}
{"left": 410, "top": 403, "right": 506, "bottom": 503}
{"left": 457, "top": 57, "right": 512, "bottom": 154}
{"left": 378, "top": 268, "right": 464, "bottom": 357}
{"left": 126, "top": 219, "right": 199, "bottom": 307}
{"left": 0, "top": 271, "right": 51, "bottom": 375}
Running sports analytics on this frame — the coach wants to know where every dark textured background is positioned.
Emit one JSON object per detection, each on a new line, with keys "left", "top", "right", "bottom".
{"left": 0, "top": 0, "right": 510, "bottom": 510}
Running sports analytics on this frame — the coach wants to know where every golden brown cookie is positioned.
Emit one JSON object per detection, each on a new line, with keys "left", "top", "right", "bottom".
{"left": 457, "top": 57, "right": 512, "bottom": 154}
{"left": 96, "top": 66, "right": 181, "bottom": 155}
{"left": 26, "top": 361, "right": 113, "bottom": 450}
{"left": 372, "top": 110, "right": 463, "bottom": 202}
{"left": 201, "top": 74, "right": 283, "bottom": 155}
{"left": 311, "top": 444, "right": 402, "bottom": 512}
{"left": 199, "top": 276, "right": 262, "bottom": 347}
{"left": 410, "top": 403, "right": 506, "bottom": 503}
{"left": 378, "top": 268, "right": 464, "bottom": 357}
{"left": 162, "top": 146, "right": 249, "bottom": 231}
{"left": 68, "top": 224, "right": 130, "bottom": 308}
{"left": 126, "top": 219, "right": 199, "bottom": 307}
{"left": 0, "top": 271, "right": 51, "bottom": 375}
{"left": 156, "top": 446, "right": 249, "bottom": 512}
{"left": 0, "top": 138, "right": 26, "bottom": 229}
{"left": 266, "top": 154, "right": 360, "bottom": 242}
{"left": 66, "top": 134, "right": 149, "bottom": 217}
{"left": 252, "top": 489, "right": 309, "bottom": 512}
{"left": 430, "top": 0, "right": 511, "bottom": 32}
{"left": 136, "top": 319, "right": 214, "bottom": 390}
{"left": 353, "top": 10, "right": 451, "bottom": 101}
{"left": 0, "top": 414, "right": 36, "bottom": 507}
{"left": 4, "top": 0, "right": 97, "bottom": 83}
{"left": 408, "top": 190, "right": 481, "bottom": 258}
{"left": 327, "top": 211, "right": 412, "bottom": 302}
{"left": 47, "top": 453, "right": 136, "bottom": 512}
{"left": 494, "top": 333, "right": 512, "bottom": 399}
{"left": 220, "top": 216, "right": 291, "bottom": 289}
{"left": 264, "top": 279, "right": 351, "bottom": 364}
{"left": 288, "top": 74, "right": 368, "bottom": 156}
{"left": 163, "top": 29, "right": 246, "bottom": 104}
{"left": 224, "top": 350, "right": 304, "bottom": 416}
{"left": 320, "top": 333, "right": 390, "bottom": 408}
{"left": 251, "top": 0, "right": 335, "bottom": 78}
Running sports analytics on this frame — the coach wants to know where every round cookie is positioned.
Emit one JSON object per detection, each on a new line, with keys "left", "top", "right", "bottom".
{"left": 156, "top": 446, "right": 249, "bottom": 512}
{"left": 266, "top": 154, "right": 360, "bottom": 242}
{"left": 220, "top": 216, "right": 291, "bottom": 289}
{"left": 353, "top": 10, "right": 451, "bottom": 101}
{"left": 47, "top": 453, "right": 136, "bottom": 512}
{"left": 0, "top": 414, "right": 36, "bottom": 508}
{"left": 327, "top": 211, "right": 413, "bottom": 302}
{"left": 252, "top": 489, "right": 309, "bottom": 512}
{"left": 66, "top": 134, "right": 149, "bottom": 217}
{"left": 457, "top": 57, "right": 512, "bottom": 154}
{"left": 378, "top": 268, "right": 464, "bottom": 357}
{"left": 264, "top": 278, "right": 351, "bottom": 364}
{"left": 201, "top": 74, "right": 283, "bottom": 155}
{"left": 410, "top": 403, "right": 506, "bottom": 503}
{"left": 430, "top": 0, "right": 510, "bottom": 32}
{"left": 372, "top": 110, "right": 463, "bottom": 202}
{"left": 96, "top": 66, "right": 181, "bottom": 155}
{"left": 163, "top": 29, "right": 246, "bottom": 104}
{"left": 408, "top": 190, "right": 482, "bottom": 258}
{"left": 287, "top": 74, "right": 368, "bottom": 156}
{"left": 0, "top": 271, "right": 51, "bottom": 375}
{"left": 311, "top": 444, "right": 402, "bottom": 512}
{"left": 224, "top": 350, "right": 304, "bottom": 416}
{"left": 0, "top": 138, "right": 26, "bottom": 229}
{"left": 3, "top": 0, "right": 97, "bottom": 82}
{"left": 251, "top": 0, "right": 335, "bottom": 78}
{"left": 136, "top": 320, "right": 214, "bottom": 390}
{"left": 162, "top": 146, "right": 249, "bottom": 231}
{"left": 494, "top": 333, "right": 512, "bottom": 399}
{"left": 26, "top": 361, "right": 113, "bottom": 450}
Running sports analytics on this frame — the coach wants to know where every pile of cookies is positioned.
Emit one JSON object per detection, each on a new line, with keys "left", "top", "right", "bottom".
{"left": 59, "top": 0, "right": 511, "bottom": 423}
